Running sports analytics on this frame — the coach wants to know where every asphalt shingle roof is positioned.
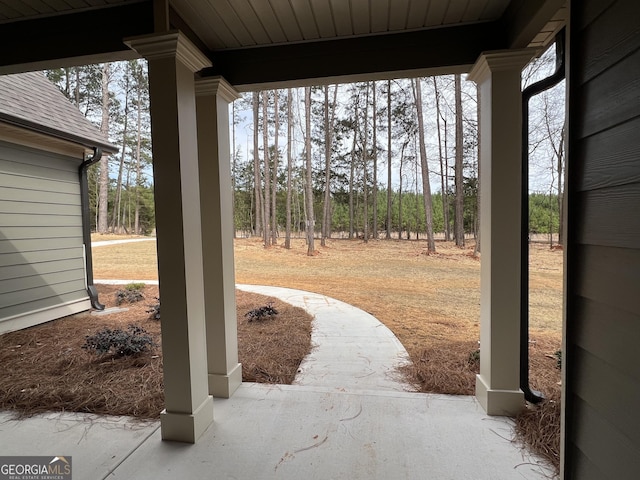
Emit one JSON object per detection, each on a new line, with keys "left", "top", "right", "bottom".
{"left": 0, "top": 71, "right": 117, "bottom": 153}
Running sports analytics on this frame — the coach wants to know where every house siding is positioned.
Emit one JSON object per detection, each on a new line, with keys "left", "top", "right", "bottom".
{"left": 0, "top": 140, "right": 89, "bottom": 333}
{"left": 565, "top": 0, "right": 640, "bottom": 477}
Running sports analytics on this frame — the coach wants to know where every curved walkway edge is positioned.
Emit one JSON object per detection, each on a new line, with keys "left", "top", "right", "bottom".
{"left": 237, "top": 284, "right": 414, "bottom": 392}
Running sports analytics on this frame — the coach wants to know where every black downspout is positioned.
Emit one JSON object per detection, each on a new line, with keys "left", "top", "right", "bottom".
{"left": 80, "top": 147, "right": 105, "bottom": 310}
{"left": 521, "top": 29, "right": 566, "bottom": 403}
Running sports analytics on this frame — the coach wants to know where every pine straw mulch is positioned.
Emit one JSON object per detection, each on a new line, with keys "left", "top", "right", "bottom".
{"left": 0, "top": 284, "right": 313, "bottom": 420}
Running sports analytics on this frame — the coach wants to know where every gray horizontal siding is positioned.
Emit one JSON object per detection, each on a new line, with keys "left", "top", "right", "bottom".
{"left": 0, "top": 236, "right": 82, "bottom": 254}
{"left": 566, "top": 0, "right": 640, "bottom": 477}
{"left": 0, "top": 290, "right": 89, "bottom": 321}
{"left": 0, "top": 268, "right": 86, "bottom": 295}
{"left": 0, "top": 141, "right": 87, "bottom": 325}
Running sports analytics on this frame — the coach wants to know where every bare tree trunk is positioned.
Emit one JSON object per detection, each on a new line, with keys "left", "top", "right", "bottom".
{"left": 413, "top": 78, "right": 436, "bottom": 252}
{"left": 558, "top": 123, "right": 565, "bottom": 244}
{"left": 454, "top": 74, "right": 465, "bottom": 247}
{"left": 321, "top": 86, "right": 331, "bottom": 246}
{"left": 386, "top": 80, "right": 393, "bottom": 239}
{"left": 474, "top": 84, "right": 481, "bottom": 256}
{"left": 433, "top": 77, "right": 450, "bottom": 241}
{"left": 304, "top": 87, "right": 315, "bottom": 255}
{"left": 363, "top": 83, "right": 369, "bottom": 243}
{"left": 262, "top": 91, "right": 271, "bottom": 247}
{"left": 97, "top": 63, "right": 110, "bottom": 233}
{"left": 272, "top": 90, "right": 279, "bottom": 245}
{"left": 232, "top": 101, "right": 237, "bottom": 238}
{"left": 372, "top": 81, "right": 378, "bottom": 240}
{"left": 252, "top": 92, "right": 263, "bottom": 237}
{"left": 111, "top": 69, "right": 130, "bottom": 234}
{"left": 349, "top": 97, "right": 358, "bottom": 239}
{"left": 285, "top": 88, "right": 293, "bottom": 249}
{"left": 399, "top": 141, "right": 406, "bottom": 239}
{"left": 134, "top": 72, "right": 142, "bottom": 235}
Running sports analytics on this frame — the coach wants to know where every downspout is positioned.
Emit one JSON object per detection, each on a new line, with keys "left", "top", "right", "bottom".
{"left": 521, "top": 29, "right": 565, "bottom": 403}
{"left": 79, "top": 147, "right": 105, "bottom": 310}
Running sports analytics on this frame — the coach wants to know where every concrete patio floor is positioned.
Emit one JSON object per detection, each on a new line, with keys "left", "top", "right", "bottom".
{"left": 0, "top": 283, "right": 555, "bottom": 479}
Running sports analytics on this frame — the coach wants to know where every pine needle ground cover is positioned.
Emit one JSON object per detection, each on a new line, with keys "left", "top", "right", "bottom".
{"left": 0, "top": 285, "right": 312, "bottom": 419}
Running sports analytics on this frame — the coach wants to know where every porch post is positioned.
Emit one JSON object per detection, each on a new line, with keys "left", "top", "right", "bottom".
{"left": 194, "top": 77, "right": 242, "bottom": 398}
{"left": 125, "top": 32, "right": 213, "bottom": 442}
{"left": 468, "top": 49, "right": 536, "bottom": 416}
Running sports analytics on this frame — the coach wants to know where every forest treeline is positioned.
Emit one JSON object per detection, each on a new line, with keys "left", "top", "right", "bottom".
{"left": 44, "top": 45, "right": 564, "bottom": 252}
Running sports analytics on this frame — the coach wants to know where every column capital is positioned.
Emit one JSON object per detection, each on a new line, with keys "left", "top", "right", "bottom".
{"left": 195, "top": 76, "right": 241, "bottom": 103}
{"left": 125, "top": 31, "right": 212, "bottom": 73}
{"left": 468, "top": 48, "right": 538, "bottom": 84}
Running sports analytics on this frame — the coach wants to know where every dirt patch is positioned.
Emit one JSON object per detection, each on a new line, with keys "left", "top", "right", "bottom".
{"left": 0, "top": 284, "right": 313, "bottom": 419}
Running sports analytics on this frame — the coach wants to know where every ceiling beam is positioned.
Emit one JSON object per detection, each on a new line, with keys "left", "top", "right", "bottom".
{"left": 0, "top": 1, "right": 154, "bottom": 74}
{"left": 204, "top": 22, "right": 507, "bottom": 89}
{"left": 501, "top": 0, "right": 565, "bottom": 48}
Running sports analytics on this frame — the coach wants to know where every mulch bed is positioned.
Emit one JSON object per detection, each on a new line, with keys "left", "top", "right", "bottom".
{"left": 0, "top": 284, "right": 313, "bottom": 419}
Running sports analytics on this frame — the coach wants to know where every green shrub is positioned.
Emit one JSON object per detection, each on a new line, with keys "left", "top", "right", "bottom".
{"left": 245, "top": 303, "right": 278, "bottom": 322}
{"left": 115, "top": 288, "right": 144, "bottom": 305}
{"left": 82, "top": 325, "right": 155, "bottom": 357}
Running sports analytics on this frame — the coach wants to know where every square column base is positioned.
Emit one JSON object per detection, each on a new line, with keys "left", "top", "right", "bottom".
{"left": 208, "top": 363, "right": 242, "bottom": 398}
{"left": 475, "top": 374, "right": 525, "bottom": 416}
{"left": 160, "top": 395, "right": 214, "bottom": 443}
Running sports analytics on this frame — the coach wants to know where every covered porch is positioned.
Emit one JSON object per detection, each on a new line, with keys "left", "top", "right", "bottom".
{"left": 0, "top": 0, "right": 566, "bottom": 474}
{"left": 0, "top": 384, "right": 551, "bottom": 479}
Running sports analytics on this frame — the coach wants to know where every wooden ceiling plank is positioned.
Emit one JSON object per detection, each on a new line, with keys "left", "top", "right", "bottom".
{"left": 201, "top": 4, "right": 242, "bottom": 49}
{"left": 426, "top": 0, "right": 449, "bottom": 26}
{"left": 209, "top": 0, "right": 256, "bottom": 46}
{"left": 480, "top": 0, "right": 510, "bottom": 20}
{"left": 328, "top": 0, "right": 351, "bottom": 36}
{"left": 270, "top": 0, "right": 304, "bottom": 41}
{"left": 388, "top": 0, "right": 410, "bottom": 31}
{"left": 172, "top": 0, "right": 231, "bottom": 49}
{"left": 350, "top": 0, "right": 370, "bottom": 35}
{"left": 247, "top": 0, "right": 287, "bottom": 43}
{"left": 289, "top": 0, "right": 320, "bottom": 40}
{"left": 20, "top": 0, "right": 56, "bottom": 14}
{"left": 0, "top": 2, "right": 23, "bottom": 20}
{"left": 2, "top": 1, "right": 39, "bottom": 15}
{"left": 443, "top": 0, "right": 469, "bottom": 24}
{"left": 309, "top": 0, "right": 335, "bottom": 38}
{"left": 405, "top": 0, "right": 429, "bottom": 29}
{"left": 228, "top": 0, "right": 272, "bottom": 45}
{"left": 40, "top": 0, "right": 74, "bottom": 13}
{"left": 462, "top": 0, "right": 490, "bottom": 22}
{"left": 370, "top": 0, "right": 389, "bottom": 33}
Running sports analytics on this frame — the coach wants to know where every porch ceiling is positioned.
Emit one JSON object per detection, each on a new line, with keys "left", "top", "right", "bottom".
{"left": 0, "top": 0, "right": 565, "bottom": 88}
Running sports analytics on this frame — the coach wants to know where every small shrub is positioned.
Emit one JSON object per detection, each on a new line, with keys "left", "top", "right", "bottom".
{"left": 82, "top": 325, "right": 155, "bottom": 357}
{"left": 468, "top": 349, "right": 480, "bottom": 367}
{"left": 146, "top": 298, "right": 161, "bottom": 320}
{"left": 115, "top": 287, "right": 144, "bottom": 305}
{"left": 125, "top": 282, "right": 145, "bottom": 291}
{"left": 245, "top": 303, "right": 278, "bottom": 322}
{"left": 554, "top": 350, "right": 562, "bottom": 369}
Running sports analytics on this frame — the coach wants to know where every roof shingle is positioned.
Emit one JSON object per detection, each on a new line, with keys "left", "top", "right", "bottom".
{"left": 0, "top": 71, "right": 117, "bottom": 153}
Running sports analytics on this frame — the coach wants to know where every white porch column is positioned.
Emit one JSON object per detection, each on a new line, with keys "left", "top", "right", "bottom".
{"left": 468, "top": 49, "right": 536, "bottom": 416}
{"left": 194, "top": 77, "right": 242, "bottom": 398}
{"left": 125, "top": 32, "right": 213, "bottom": 442}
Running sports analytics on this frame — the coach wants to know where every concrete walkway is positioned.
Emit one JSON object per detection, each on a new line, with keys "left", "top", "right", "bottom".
{"left": 91, "top": 238, "right": 156, "bottom": 248}
{"left": 237, "top": 284, "right": 414, "bottom": 392}
{"left": 0, "top": 283, "right": 556, "bottom": 479}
